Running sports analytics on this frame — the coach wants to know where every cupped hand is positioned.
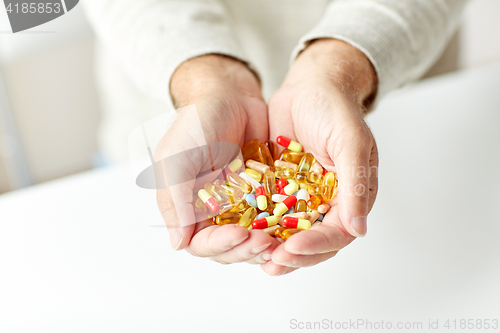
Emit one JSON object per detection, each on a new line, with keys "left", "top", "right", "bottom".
{"left": 264, "top": 39, "right": 380, "bottom": 275}
{"left": 155, "top": 55, "right": 279, "bottom": 265}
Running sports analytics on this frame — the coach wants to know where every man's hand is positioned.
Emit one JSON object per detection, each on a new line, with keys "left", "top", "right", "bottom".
{"left": 155, "top": 55, "right": 279, "bottom": 265}
{"left": 265, "top": 39, "right": 379, "bottom": 275}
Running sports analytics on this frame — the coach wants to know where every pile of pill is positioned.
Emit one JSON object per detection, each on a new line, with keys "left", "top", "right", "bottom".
{"left": 194, "top": 136, "right": 338, "bottom": 241}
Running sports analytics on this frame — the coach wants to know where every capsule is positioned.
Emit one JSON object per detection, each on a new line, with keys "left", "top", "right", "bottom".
{"left": 245, "top": 193, "right": 257, "bottom": 208}
{"left": 307, "top": 195, "right": 322, "bottom": 209}
{"left": 284, "top": 212, "right": 308, "bottom": 219}
{"left": 227, "top": 173, "right": 252, "bottom": 193}
{"left": 311, "top": 161, "right": 324, "bottom": 175}
{"left": 257, "top": 142, "right": 274, "bottom": 167}
{"left": 252, "top": 215, "right": 280, "bottom": 229}
{"left": 307, "top": 184, "right": 323, "bottom": 196}
{"left": 280, "top": 149, "right": 305, "bottom": 164}
{"left": 295, "top": 171, "right": 308, "bottom": 184}
{"left": 225, "top": 200, "right": 250, "bottom": 213}
{"left": 198, "top": 189, "right": 220, "bottom": 213}
{"left": 317, "top": 204, "right": 330, "bottom": 214}
{"left": 274, "top": 166, "right": 296, "bottom": 179}
{"left": 284, "top": 182, "right": 299, "bottom": 195}
{"left": 283, "top": 216, "right": 312, "bottom": 230}
{"left": 215, "top": 212, "right": 242, "bottom": 225}
{"left": 273, "top": 195, "right": 297, "bottom": 216}
{"left": 281, "top": 228, "right": 302, "bottom": 240}
{"left": 276, "top": 135, "right": 302, "bottom": 152}
{"left": 272, "top": 194, "right": 288, "bottom": 202}
{"left": 219, "top": 158, "right": 244, "bottom": 180}
{"left": 263, "top": 169, "right": 277, "bottom": 197}
{"left": 245, "top": 168, "right": 262, "bottom": 182}
{"left": 265, "top": 140, "right": 279, "bottom": 160}
{"left": 274, "top": 160, "right": 298, "bottom": 171}
{"left": 307, "top": 210, "right": 320, "bottom": 224}
{"left": 245, "top": 159, "right": 270, "bottom": 174}
{"left": 277, "top": 178, "right": 288, "bottom": 189}
{"left": 256, "top": 212, "right": 270, "bottom": 219}
{"left": 238, "top": 207, "right": 257, "bottom": 229}
{"left": 204, "top": 183, "right": 229, "bottom": 203}
{"left": 216, "top": 179, "right": 245, "bottom": 203}
{"left": 294, "top": 199, "right": 308, "bottom": 212}
{"left": 194, "top": 197, "right": 207, "bottom": 213}
{"left": 296, "top": 188, "right": 310, "bottom": 201}
{"left": 255, "top": 186, "right": 268, "bottom": 210}
{"left": 321, "top": 172, "right": 337, "bottom": 202}
{"left": 242, "top": 139, "right": 261, "bottom": 161}
{"left": 307, "top": 172, "right": 324, "bottom": 185}
{"left": 263, "top": 224, "right": 280, "bottom": 236}
{"left": 297, "top": 153, "right": 315, "bottom": 173}
{"left": 238, "top": 172, "right": 262, "bottom": 191}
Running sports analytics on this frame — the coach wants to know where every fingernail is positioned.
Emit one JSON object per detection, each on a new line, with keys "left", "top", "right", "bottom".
{"left": 350, "top": 216, "right": 367, "bottom": 237}
{"left": 169, "top": 230, "right": 183, "bottom": 250}
{"left": 230, "top": 236, "right": 249, "bottom": 247}
{"left": 250, "top": 243, "right": 272, "bottom": 254}
{"left": 262, "top": 253, "right": 272, "bottom": 261}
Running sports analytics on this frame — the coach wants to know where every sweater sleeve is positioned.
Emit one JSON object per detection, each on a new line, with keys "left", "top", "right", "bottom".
{"left": 83, "top": 0, "right": 251, "bottom": 105}
{"left": 291, "top": 0, "right": 468, "bottom": 99}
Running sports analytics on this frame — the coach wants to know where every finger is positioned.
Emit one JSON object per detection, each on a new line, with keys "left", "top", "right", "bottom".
{"left": 246, "top": 237, "right": 280, "bottom": 265}
{"left": 210, "top": 230, "right": 275, "bottom": 264}
{"left": 268, "top": 92, "right": 295, "bottom": 153}
{"left": 283, "top": 216, "right": 355, "bottom": 255}
{"left": 272, "top": 246, "right": 339, "bottom": 268}
{"left": 260, "top": 260, "right": 299, "bottom": 276}
{"left": 331, "top": 124, "right": 373, "bottom": 237}
{"left": 186, "top": 224, "right": 249, "bottom": 257}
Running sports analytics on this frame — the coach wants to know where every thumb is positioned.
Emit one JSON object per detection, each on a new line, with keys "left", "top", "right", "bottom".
{"left": 331, "top": 127, "right": 372, "bottom": 237}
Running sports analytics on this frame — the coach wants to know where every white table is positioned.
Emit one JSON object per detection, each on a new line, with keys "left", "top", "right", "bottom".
{"left": 1, "top": 62, "right": 500, "bottom": 332}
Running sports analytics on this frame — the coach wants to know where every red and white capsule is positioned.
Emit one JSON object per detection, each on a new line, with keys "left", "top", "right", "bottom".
{"left": 276, "top": 136, "right": 302, "bottom": 152}
{"left": 252, "top": 216, "right": 280, "bottom": 229}
{"left": 273, "top": 195, "right": 297, "bottom": 216}
{"left": 198, "top": 189, "right": 220, "bottom": 213}
{"left": 255, "top": 186, "right": 268, "bottom": 210}
{"left": 282, "top": 216, "right": 311, "bottom": 230}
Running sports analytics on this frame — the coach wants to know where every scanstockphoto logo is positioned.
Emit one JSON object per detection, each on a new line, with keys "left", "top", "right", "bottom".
{"left": 3, "top": 0, "right": 78, "bottom": 33}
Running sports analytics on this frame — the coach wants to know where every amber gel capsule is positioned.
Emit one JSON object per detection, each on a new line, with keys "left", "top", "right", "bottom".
{"left": 307, "top": 195, "right": 322, "bottom": 209}
{"left": 257, "top": 142, "right": 274, "bottom": 167}
{"left": 276, "top": 136, "right": 303, "bottom": 152}
{"left": 204, "top": 183, "right": 228, "bottom": 203}
{"left": 263, "top": 169, "right": 277, "bottom": 197}
{"left": 238, "top": 207, "right": 257, "bottom": 229}
{"left": 294, "top": 199, "right": 307, "bottom": 213}
{"left": 227, "top": 173, "right": 252, "bottom": 193}
{"left": 194, "top": 197, "right": 207, "bottom": 213}
{"left": 265, "top": 140, "right": 279, "bottom": 160}
{"left": 216, "top": 212, "right": 242, "bottom": 225}
{"left": 297, "top": 153, "right": 315, "bottom": 173}
{"left": 281, "top": 228, "right": 302, "bottom": 240}
{"left": 322, "top": 172, "right": 337, "bottom": 202}
{"left": 242, "top": 139, "right": 261, "bottom": 161}
{"left": 280, "top": 149, "right": 305, "bottom": 164}
{"left": 198, "top": 189, "right": 220, "bottom": 213}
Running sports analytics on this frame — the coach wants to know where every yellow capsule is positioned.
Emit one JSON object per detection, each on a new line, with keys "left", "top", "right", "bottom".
{"left": 284, "top": 182, "right": 299, "bottom": 195}
{"left": 245, "top": 168, "right": 262, "bottom": 182}
{"left": 265, "top": 140, "right": 279, "bottom": 160}
{"left": 299, "top": 183, "right": 308, "bottom": 190}
{"left": 194, "top": 197, "right": 207, "bottom": 213}
{"left": 311, "top": 161, "right": 324, "bottom": 175}
{"left": 263, "top": 169, "right": 277, "bottom": 197}
{"left": 216, "top": 180, "right": 245, "bottom": 203}
{"left": 307, "top": 172, "right": 324, "bottom": 185}
{"left": 226, "top": 200, "right": 250, "bottom": 213}
{"left": 215, "top": 212, "right": 242, "bottom": 225}
{"left": 242, "top": 139, "right": 261, "bottom": 161}
{"left": 286, "top": 178, "right": 298, "bottom": 186}
{"left": 227, "top": 173, "right": 252, "bottom": 194}
{"left": 281, "top": 228, "right": 302, "bottom": 240}
{"left": 280, "top": 149, "right": 305, "bottom": 164}
{"left": 307, "top": 195, "right": 322, "bottom": 209}
{"left": 274, "top": 166, "right": 295, "bottom": 179}
{"left": 307, "top": 184, "right": 323, "bottom": 196}
{"left": 257, "top": 142, "right": 274, "bottom": 167}
{"left": 204, "top": 183, "right": 229, "bottom": 203}
{"left": 294, "top": 199, "right": 308, "bottom": 213}
{"left": 274, "top": 226, "right": 288, "bottom": 238}
{"left": 321, "top": 172, "right": 337, "bottom": 202}
{"left": 297, "top": 153, "right": 315, "bottom": 173}
{"left": 238, "top": 207, "right": 257, "bottom": 229}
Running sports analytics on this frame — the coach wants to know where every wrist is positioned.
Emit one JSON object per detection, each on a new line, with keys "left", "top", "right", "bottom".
{"left": 170, "top": 54, "right": 262, "bottom": 108}
{"left": 289, "top": 39, "right": 378, "bottom": 109}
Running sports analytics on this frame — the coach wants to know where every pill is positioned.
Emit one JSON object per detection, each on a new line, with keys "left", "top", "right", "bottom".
{"left": 218, "top": 158, "right": 244, "bottom": 180}
{"left": 287, "top": 178, "right": 298, "bottom": 185}
{"left": 307, "top": 210, "right": 320, "bottom": 223}
{"left": 227, "top": 173, "right": 252, "bottom": 193}
{"left": 283, "top": 216, "right": 311, "bottom": 230}
{"left": 321, "top": 172, "right": 337, "bottom": 202}
{"left": 252, "top": 215, "right": 280, "bottom": 229}
{"left": 194, "top": 197, "right": 207, "bottom": 213}
{"left": 277, "top": 178, "right": 288, "bottom": 189}
{"left": 198, "top": 189, "right": 220, "bottom": 213}
{"left": 238, "top": 207, "right": 257, "bottom": 229}
{"left": 255, "top": 186, "right": 268, "bottom": 210}
{"left": 263, "top": 169, "right": 277, "bottom": 197}
{"left": 281, "top": 228, "right": 302, "bottom": 240}
{"left": 238, "top": 172, "right": 261, "bottom": 191}
{"left": 317, "top": 203, "right": 330, "bottom": 214}
{"left": 296, "top": 189, "right": 310, "bottom": 201}
{"left": 245, "top": 159, "right": 270, "bottom": 174}
{"left": 283, "top": 212, "right": 308, "bottom": 219}
{"left": 280, "top": 149, "right": 305, "bottom": 164}
{"left": 257, "top": 142, "right": 274, "bottom": 167}
{"left": 307, "top": 184, "right": 323, "bottom": 196}
{"left": 204, "top": 183, "right": 228, "bottom": 203}
{"left": 307, "top": 195, "right": 322, "bottom": 209}
{"left": 215, "top": 212, "right": 242, "bottom": 225}
{"left": 272, "top": 194, "right": 288, "bottom": 202}
{"left": 242, "top": 139, "right": 261, "bottom": 161}
{"left": 263, "top": 224, "right": 280, "bottom": 236}
{"left": 274, "top": 166, "right": 296, "bottom": 179}
{"left": 273, "top": 195, "right": 297, "bottom": 216}
{"left": 245, "top": 168, "right": 262, "bottom": 182}
{"left": 307, "top": 172, "right": 324, "bottom": 185}
{"left": 256, "top": 212, "right": 270, "bottom": 219}
{"left": 276, "top": 135, "right": 302, "bottom": 152}
{"left": 274, "top": 160, "right": 298, "bottom": 171}
{"left": 311, "top": 161, "right": 324, "bottom": 175}
{"left": 294, "top": 199, "right": 307, "bottom": 212}
{"left": 245, "top": 193, "right": 257, "bottom": 207}
{"left": 297, "top": 153, "right": 315, "bottom": 173}
{"left": 284, "top": 182, "right": 299, "bottom": 195}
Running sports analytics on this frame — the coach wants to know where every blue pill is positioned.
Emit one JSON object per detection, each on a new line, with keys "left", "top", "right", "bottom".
{"left": 245, "top": 193, "right": 257, "bottom": 208}
{"left": 256, "top": 212, "right": 270, "bottom": 219}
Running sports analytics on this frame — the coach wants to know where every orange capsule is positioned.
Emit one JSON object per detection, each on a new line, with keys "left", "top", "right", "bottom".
{"left": 242, "top": 139, "right": 261, "bottom": 161}
{"left": 283, "top": 216, "right": 311, "bottom": 230}
{"left": 307, "top": 195, "right": 322, "bottom": 209}
{"left": 294, "top": 199, "right": 307, "bottom": 213}
{"left": 265, "top": 140, "right": 280, "bottom": 160}
{"left": 257, "top": 142, "right": 274, "bottom": 167}
{"left": 215, "top": 212, "right": 242, "bottom": 225}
